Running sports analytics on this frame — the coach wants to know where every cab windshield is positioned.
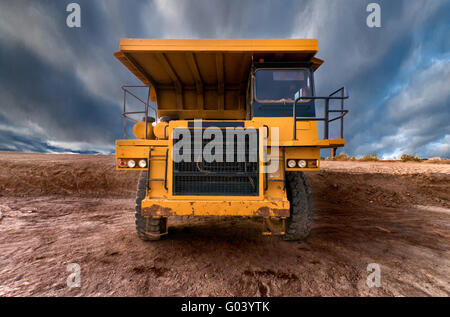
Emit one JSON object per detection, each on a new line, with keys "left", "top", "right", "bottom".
{"left": 255, "top": 69, "right": 311, "bottom": 103}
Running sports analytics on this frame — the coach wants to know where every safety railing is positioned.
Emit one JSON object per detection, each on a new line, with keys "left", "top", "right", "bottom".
{"left": 293, "top": 87, "right": 349, "bottom": 140}
{"left": 121, "top": 85, "right": 157, "bottom": 139}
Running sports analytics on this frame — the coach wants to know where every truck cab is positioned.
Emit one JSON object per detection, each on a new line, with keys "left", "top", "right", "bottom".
{"left": 252, "top": 63, "right": 315, "bottom": 118}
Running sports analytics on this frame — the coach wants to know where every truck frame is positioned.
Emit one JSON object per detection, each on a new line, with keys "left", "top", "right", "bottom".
{"left": 114, "top": 39, "right": 348, "bottom": 241}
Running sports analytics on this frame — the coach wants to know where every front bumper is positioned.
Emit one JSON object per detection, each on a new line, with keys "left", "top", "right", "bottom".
{"left": 141, "top": 198, "right": 290, "bottom": 217}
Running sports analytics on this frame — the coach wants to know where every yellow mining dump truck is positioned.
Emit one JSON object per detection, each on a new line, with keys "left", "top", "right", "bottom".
{"left": 114, "top": 39, "right": 348, "bottom": 241}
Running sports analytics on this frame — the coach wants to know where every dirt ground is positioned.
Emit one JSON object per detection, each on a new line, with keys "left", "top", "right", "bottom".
{"left": 0, "top": 152, "right": 448, "bottom": 297}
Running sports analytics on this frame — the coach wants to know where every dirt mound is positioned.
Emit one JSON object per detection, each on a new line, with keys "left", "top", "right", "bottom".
{"left": 0, "top": 152, "right": 139, "bottom": 197}
{"left": 1, "top": 153, "right": 448, "bottom": 209}
{"left": 309, "top": 170, "right": 449, "bottom": 209}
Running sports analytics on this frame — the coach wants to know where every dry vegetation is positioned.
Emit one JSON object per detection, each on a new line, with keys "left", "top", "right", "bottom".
{"left": 327, "top": 153, "right": 449, "bottom": 164}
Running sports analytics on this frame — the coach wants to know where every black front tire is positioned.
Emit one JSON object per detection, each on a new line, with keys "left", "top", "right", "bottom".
{"left": 135, "top": 171, "right": 167, "bottom": 241}
{"left": 284, "top": 172, "right": 314, "bottom": 241}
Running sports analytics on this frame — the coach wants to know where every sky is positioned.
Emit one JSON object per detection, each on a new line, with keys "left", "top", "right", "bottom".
{"left": 0, "top": 0, "right": 449, "bottom": 158}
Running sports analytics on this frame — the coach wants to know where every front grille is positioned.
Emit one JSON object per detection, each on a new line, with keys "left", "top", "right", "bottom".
{"left": 172, "top": 128, "right": 259, "bottom": 196}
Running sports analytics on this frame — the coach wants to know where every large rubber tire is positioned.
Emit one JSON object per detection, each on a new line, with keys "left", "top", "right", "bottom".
{"left": 284, "top": 172, "right": 314, "bottom": 241}
{"left": 135, "top": 171, "right": 167, "bottom": 241}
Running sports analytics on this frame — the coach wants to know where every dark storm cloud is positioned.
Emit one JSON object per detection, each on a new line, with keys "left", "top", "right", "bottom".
{"left": 139, "top": 0, "right": 303, "bottom": 38}
{"left": 0, "top": 41, "right": 121, "bottom": 140}
{"left": 336, "top": 2, "right": 450, "bottom": 158}
{"left": 0, "top": 0, "right": 448, "bottom": 157}
{"left": 0, "top": 0, "right": 139, "bottom": 153}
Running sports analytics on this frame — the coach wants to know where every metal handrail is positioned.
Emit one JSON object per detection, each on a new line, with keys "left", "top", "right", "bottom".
{"left": 121, "top": 85, "right": 157, "bottom": 139}
{"left": 293, "top": 87, "right": 349, "bottom": 140}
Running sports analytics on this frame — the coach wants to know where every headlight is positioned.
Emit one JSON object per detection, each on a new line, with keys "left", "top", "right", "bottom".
{"left": 127, "top": 159, "right": 136, "bottom": 168}
{"left": 138, "top": 159, "right": 147, "bottom": 168}
{"left": 287, "top": 160, "right": 297, "bottom": 168}
{"left": 298, "top": 160, "right": 307, "bottom": 168}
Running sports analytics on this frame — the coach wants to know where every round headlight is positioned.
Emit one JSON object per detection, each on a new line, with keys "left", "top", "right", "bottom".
{"left": 127, "top": 160, "right": 136, "bottom": 168}
{"left": 287, "top": 160, "right": 297, "bottom": 168}
{"left": 298, "top": 160, "right": 307, "bottom": 168}
{"left": 138, "top": 159, "right": 147, "bottom": 168}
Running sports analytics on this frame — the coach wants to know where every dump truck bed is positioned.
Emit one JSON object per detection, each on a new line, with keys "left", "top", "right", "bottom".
{"left": 114, "top": 39, "right": 323, "bottom": 119}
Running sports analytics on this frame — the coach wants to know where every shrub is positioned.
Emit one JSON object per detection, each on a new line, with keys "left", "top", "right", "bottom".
{"left": 401, "top": 154, "right": 422, "bottom": 162}
{"left": 335, "top": 153, "right": 350, "bottom": 161}
{"left": 360, "top": 153, "right": 379, "bottom": 161}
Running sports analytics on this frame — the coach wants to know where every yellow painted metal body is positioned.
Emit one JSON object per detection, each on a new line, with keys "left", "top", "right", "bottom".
{"left": 116, "top": 118, "right": 344, "bottom": 217}
{"left": 114, "top": 38, "right": 345, "bottom": 218}
{"left": 133, "top": 119, "right": 154, "bottom": 139}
